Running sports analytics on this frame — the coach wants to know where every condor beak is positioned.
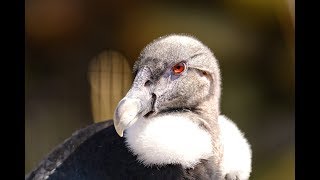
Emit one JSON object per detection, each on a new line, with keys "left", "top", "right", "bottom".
{"left": 114, "top": 98, "right": 144, "bottom": 137}
{"left": 113, "top": 68, "right": 154, "bottom": 137}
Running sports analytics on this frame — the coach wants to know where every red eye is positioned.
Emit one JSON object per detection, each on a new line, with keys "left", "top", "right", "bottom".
{"left": 172, "top": 62, "right": 186, "bottom": 75}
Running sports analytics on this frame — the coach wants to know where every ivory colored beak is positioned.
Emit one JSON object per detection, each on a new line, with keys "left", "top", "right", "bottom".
{"left": 113, "top": 98, "right": 142, "bottom": 137}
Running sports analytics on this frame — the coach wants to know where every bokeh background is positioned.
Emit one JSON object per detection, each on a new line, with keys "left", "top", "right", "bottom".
{"left": 25, "top": 0, "right": 294, "bottom": 179}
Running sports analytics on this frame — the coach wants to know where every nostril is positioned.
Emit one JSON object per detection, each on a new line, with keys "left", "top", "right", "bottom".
{"left": 151, "top": 93, "right": 156, "bottom": 101}
{"left": 144, "top": 80, "right": 152, "bottom": 87}
{"left": 151, "top": 93, "right": 156, "bottom": 108}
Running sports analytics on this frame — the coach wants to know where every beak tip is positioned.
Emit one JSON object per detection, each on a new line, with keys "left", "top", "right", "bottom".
{"left": 113, "top": 120, "right": 124, "bottom": 137}
{"left": 116, "top": 128, "right": 124, "bottom": 137}
{"left": 113, "top": 97, "right": 142, "bottom": 138}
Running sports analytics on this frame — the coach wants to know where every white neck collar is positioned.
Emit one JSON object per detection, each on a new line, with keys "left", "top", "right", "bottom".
{"left": 124, "top": 114, "right": 213, "bottom": 168}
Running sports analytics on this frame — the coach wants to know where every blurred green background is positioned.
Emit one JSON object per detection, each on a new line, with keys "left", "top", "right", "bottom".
{"left": 25, "top": 0, "right": 294, "bottom": 179}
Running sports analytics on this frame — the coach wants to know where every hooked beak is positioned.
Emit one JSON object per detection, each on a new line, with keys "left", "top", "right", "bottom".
{"left": 113, "top": 98, "right": 143, "bottom": 137}
{"left": 113, "top": 68, "right": 155, "bottom": 137}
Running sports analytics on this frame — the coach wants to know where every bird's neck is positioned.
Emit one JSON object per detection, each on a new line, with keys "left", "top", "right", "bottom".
{"left": 196, "top": 95, "right": 223, "bottom": 169}
{"left": 197, "top": 94, "right": 220, "bottom": 127}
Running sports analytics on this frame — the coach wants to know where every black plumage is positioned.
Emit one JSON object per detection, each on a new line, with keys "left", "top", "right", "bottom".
{"left": 26, "top": 121, "right": 216, "bottom": 180}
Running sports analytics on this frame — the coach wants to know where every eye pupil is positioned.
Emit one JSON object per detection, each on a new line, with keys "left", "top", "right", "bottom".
{"left": 173, "top": 62, "right": 186, "bottom": 75}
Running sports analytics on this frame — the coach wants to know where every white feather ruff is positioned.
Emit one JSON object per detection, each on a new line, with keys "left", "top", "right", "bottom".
{"left": 218, "top": 115, "right": 252, "bottom": 180}
{"left": 125, "top": 115, "right": 213, "bottom": 168}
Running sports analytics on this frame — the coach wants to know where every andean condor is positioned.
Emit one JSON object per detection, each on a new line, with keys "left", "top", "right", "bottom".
{"left": 26, "top": 34, "right": 252, "bottom": 180}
